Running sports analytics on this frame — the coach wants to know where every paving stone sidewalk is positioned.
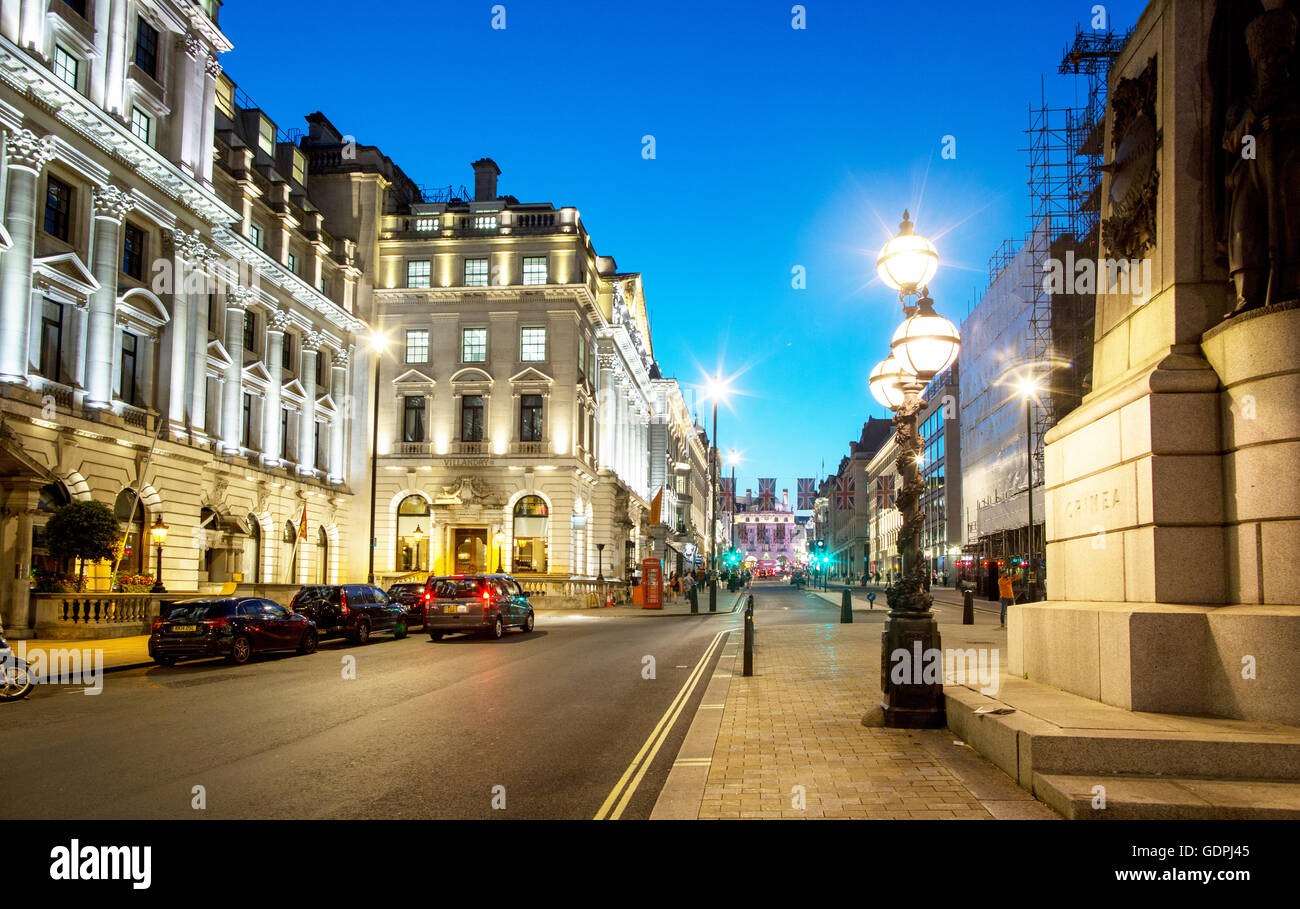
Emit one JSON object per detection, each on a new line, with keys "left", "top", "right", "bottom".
{"left": 696, "top": 622, "right": 1057, "bottom": 819}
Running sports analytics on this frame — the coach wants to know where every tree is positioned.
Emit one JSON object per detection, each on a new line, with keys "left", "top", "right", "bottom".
{"left": 44, "top": 500, "right": 120, "bottom": 590}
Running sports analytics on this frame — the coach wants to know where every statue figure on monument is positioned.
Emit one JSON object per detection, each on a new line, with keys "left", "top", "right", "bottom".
{"left": 1220, "top": 3, "right": 1300, "bottom": 315}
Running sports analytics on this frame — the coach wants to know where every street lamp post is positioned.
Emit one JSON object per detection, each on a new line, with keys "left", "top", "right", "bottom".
{"left": 596, "top": 543, "right": 605, "bottom": 581}
{"left": 1025, "top": 390, "right": 1034, "bottom": 602}
{"left": 366, "top": 332, "right": 387, "bottom": 585}
{"left": 494, "top": 530, "right": 505, "bottom": 573}
{"left": 150, "top": 516, "right": 168, "bottom": 593}
{"left": 869, "top": 211, "right": 960, "bottom": 729}
{"left": 702, "top": 373, "right": 731, "bottom": 613}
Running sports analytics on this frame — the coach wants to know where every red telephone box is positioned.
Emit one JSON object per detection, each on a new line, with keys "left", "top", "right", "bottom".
{"left": 642, "top": 558, "right": 663, "bottom": 609}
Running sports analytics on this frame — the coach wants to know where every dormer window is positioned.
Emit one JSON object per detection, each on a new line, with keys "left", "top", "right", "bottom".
{"left": 291, "top": 150, "right": 306, "bottom": 186}
{"left": 257, "top": 117, "right": 275, "bottom": 156}
{"left": 134, "top": 17, "right": 159, "bottom": 80}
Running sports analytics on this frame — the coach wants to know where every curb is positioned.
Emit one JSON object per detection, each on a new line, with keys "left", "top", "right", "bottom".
{"left": 650, "top": 623, "right": 741, "bottom": 820}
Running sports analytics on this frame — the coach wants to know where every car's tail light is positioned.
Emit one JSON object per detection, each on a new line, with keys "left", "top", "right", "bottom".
{"left": 423, "top": 591, "right": 431, "bottom": 601}
{"left": 151, "top": 618, "right": 163, "bottom": 632}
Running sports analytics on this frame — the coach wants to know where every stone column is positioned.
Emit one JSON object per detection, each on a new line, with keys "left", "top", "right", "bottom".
{"left": 0, "top": 131, "right": 54, "bottom": 384}
{"left": 188, "top": 257, "right": 213, "bottom": 438}
{"left": 200, "top": 55, "right": 221, "bottom": 185}
{"left": 298, "top": 331, "right": 322, "bottom": 473}
{"left": 597, "top": 356, "right": 616, "bottom": 470}
{"left": 85, "top": 185, "right": 136, "bottom": 409}
{"left": 0, "top": 482, "right": 40, "bottom": 634}
{"left": 329, "top": 347, "right": 350, "bottom": 483}
{"left": 220, "top": 287, "right": 253, "bottom": 453}
{"left": 103, "top": 0, "right": 129, "bottom": 115}
{"left": 262, "top": 310, "right": 288, "bottom": 466}
{"left": 159, "top": 230, "right": 204, "bottom": 436}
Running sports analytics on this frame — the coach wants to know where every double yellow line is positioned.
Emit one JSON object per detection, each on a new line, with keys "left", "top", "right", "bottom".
{"left": 593, "top": 629, "right": 730, "bottom": 820}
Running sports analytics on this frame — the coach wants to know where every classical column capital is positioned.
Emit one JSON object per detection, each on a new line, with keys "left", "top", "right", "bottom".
{"left": 163, "top": 227, "right": 214, "bottom": 266}
{"left": 91, "top": 184, "right": 137, "bottom": 222}
{"left": 5, "top": 129, "right": 56, "bottom": 173}
{"left": 179, "top": 32, "right": 204, "bottom": 62}
{"left": 267, "top": 309, "right": 292, "bottom": 334}
{"left": 331, "top": 347, "right": 351, "bottom": 369}
{"left": 226, "top": 284, "right": 257, "bottom": 311}
{"left": 205, "top": 53, "right": 222, "bottom": 79}
{"left": 302, "top": 331, "right": 324, "bottom": 353}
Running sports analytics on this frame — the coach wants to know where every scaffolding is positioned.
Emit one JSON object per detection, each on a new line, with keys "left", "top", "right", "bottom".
{"left": 1022, "top": 26, "right": 1129, "bottom": 482}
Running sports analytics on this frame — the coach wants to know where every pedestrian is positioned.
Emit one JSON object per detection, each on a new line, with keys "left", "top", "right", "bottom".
{"left": 998, "top": 569, "right": 1015, "bottom": 629}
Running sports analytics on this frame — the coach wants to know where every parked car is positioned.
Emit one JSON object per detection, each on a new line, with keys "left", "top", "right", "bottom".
{"left": 289, "top": 584, "right": 408, "bottom": 644}
{"left": 386, "top": 582, "right": 428, "bottom": 630}
{"left": 790, "top": 570, "right": 807, "bottom": 588}
{"left": 423, "top": 575, "right": 535, "bottom": 640}
{"left": 149, "top": 598, "right": 318, "bottom": 666}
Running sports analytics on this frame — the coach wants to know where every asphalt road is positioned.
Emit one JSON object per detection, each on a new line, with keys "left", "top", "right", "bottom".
{"left": 0, "top": 581, "right": 842, "bottom": 820}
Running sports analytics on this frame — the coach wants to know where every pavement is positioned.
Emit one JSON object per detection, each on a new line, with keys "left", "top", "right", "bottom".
{"left": 652, "top": 581, "right": 1057, "bottom": 819}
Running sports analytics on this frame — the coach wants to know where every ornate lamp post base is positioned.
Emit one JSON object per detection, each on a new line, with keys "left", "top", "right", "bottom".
{"left": 878, "top": 612, "right": 946, "bottom": 728}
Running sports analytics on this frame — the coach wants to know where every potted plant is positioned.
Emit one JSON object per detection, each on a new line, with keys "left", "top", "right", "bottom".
{"left": 117, "top": 574, "right": 155, "bottom": 594}
{"left": 43, "top": 500, "right": 120, "bottom": 594}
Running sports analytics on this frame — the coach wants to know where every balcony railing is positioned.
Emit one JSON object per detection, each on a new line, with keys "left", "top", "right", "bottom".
{"left": 451, "top": 441, "right": 489, "bottom": 456}
{"left": 396, "top": 441, "right": 430, "bottom": 456}
{"left": 511, "top": 441, "right": 546, "bottom": 456}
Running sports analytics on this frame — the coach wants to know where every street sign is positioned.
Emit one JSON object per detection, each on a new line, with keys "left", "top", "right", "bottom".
{"left": 867, "top": 592, "right": 876, "bottom": 604}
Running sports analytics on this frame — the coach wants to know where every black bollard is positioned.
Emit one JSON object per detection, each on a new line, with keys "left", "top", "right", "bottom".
{"left": 840, "top": 588, "right": 853, "bottom": 624}
{"left": 963, "top": 586, "right": 974, "bottom": 625}
{"left": 743, "top": 595, "right": 754, "bottom": 677}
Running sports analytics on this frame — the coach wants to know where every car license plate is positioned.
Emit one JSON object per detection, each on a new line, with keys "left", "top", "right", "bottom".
{"left": 170, "top": 625, "right": 196, "bottom": 633}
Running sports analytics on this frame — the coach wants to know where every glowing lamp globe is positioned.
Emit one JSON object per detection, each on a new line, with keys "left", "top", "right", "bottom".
{"left": 869, "top": 356, "right": 915, "bottom": 410}
{"left": 890, "top": 308, "right": 961, "bottom": 379}
{"left": 876, "top": 211, "right": 939, "bottom": 295}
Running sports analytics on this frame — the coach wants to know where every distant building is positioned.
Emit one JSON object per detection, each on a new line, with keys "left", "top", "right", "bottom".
{"left": 732, "top": 488, "right": 803, "bottom": 567}
{"left": 819, "top": 417, "right": 892, "bottom": 579}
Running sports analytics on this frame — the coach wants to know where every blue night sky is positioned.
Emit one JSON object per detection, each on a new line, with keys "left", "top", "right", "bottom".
{"left": 221, "top": 0, "right": 1148, "bottom": 495}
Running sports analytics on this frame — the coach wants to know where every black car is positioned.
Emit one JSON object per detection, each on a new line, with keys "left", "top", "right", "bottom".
{"left": 149, "top": 598, "right": 318, "bottom": 666}
{"left": 423, "top": 575, "right": 534, "bottom": 640}
{"left": 386, "top": 583, "right": 428, "bottom": 630}
{"left": 289, "top": 584, "right": 408, "bottom": 644}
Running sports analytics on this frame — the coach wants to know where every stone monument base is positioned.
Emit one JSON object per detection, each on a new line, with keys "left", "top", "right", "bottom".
{"left": 1008, "top": 601, "right": 1300, "bottom": 724}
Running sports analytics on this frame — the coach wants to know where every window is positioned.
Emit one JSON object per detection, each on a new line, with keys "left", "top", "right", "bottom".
{"left": 241, "top": 393, "right": 253, "bottom": 447}
{"left": 512, "top": 495, "right": 549, "bottom": 573}
{"left": 250, "top": 224, "right": 264, "bottom": 249}
{"left": 62, "top": 1, "right": 87, "bottom": 18}
{"left": 520, "top": 395, "right": 543, "bottom": 442}
{"left": 461, "top": 328, "right": 487, "bottom": 363}
{"left": 318, "top": 276, "right": 329, "bottom": 297}
{"left": 130, "top": 108, "right": 151, "bottom": 145}
{"left": 134, "top": 16, "right": 159, "bottom": 80}
{"left": 282, "top": 333, "right": 295, "bottom": 372}
{"left": 578, "top": 336, "right": 587, "bottom": 375}
{"left": 464, "top": 258, "right": 488, "bottom": 287}
{"left": 396, "top": 495, "right": 430, "bottom": 572}
{"left": 287, "top": 252, "right": 299, "bottom": 275}
{"left": 407, "top": 260, "right": 431, "bottom": 288}
{"left": 215, "top": 75, "right": 235, "bottom": 118}
{"left": 281, "top": 408, "right": 292, "bottom": 458}
{"left": 414, "top": 217, "right": 438, "bottom": 232}
{"left": 523, "top": 256, "right": 548, "bottom": 286}
{"left": 53, "top": 46, "right": 79, "bottom": 91}
{"left": 403, "top": 396, "right": 425, "bottom": 443}
{"left": 460, "top": 395, "right": 484, "bottom": 442}
{"left": 257, "top": 117, "right": 275, "bottom": 156}
{"left": 44, "top": 177, "right": 72, "bottom": 242}
{"left": 122, "top": 223, "right": 145, "bottom": 279}
{"left": 120, "top": 332, "right": 139, "bottom": 406}
{"left": 316, "top": 351, "right": 327, "bottom": 388}
{"left": 520, "top": 327, "right": 546, "bottom": 362}
{"left": 291, "top": 150, "right": 306, "bottom": 186}
{"left": 39, "top": 300, "right": 64, "bottom": 383}
{"left": 315, "top": 422, "right": 328, "bottom": 470}
{"left": 473, "top": 215, "right": 497, "bottom": 230}
{"left": 243, "top": 311, "right": 257, "bottom": 352}
{"left": 405, "top": 329, "right": 429, "bottom": 364}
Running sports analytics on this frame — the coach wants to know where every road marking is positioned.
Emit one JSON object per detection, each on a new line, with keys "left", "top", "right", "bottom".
{"left": 594, "top": 629, "right": 728, "bottom": 821}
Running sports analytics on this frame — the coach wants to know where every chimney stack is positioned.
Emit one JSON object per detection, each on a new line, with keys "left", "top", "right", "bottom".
{"left": 782, "top": 489, "right": 789, "bottom": 507}
{"left": 471, "top": 158, "right": 501, "bottom": 202}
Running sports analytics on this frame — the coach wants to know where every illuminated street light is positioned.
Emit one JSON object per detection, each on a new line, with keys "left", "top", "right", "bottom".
{"left": 876, "top": 210, "right": 939, "bottom": 297}
{"left": 366, "top": 330, "right": 389, "bottom": 584}
{"left": 869, "top": 354, "right": 914, "bottom": 410}
{"left": 150, "top": 516, "right": 169, "bottom": 593}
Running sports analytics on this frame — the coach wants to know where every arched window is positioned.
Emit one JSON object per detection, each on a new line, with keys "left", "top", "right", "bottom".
{"left": 316, "top": 526, "right": 329, "bottom": 583}
{"left": 512, "top": 495, "right": 549, "bottom": 574}
{"left": 284, "top": 519, "right": 299, "bottom": 583}
{"left": 396, "top": 495, "right": 430, "bottom": 573}
{"left": 114, "top": 488, "right": 147, "bottom": 575}
{"left": 247, "top": 518, "right": 262, "bottom": 584}
{"left": 33, "top": 481, "right": 72, "bottom": 575}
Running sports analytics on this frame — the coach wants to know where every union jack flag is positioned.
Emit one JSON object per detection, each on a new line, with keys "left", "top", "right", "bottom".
{"left": 797, "top": 478, "right": 816, "bottom": 510}
{"left": 876, "top": 476, "right": 896, "bottom": 510}
{"left": 834, "top": 477, "right": 855, "bottom": 510}
{"left": 758, "top": 478, "right": 776, "bottom": 511}
{"left": 775, "top": 524, "right": 785, "bottom": 543}
{"left": 719, "top": 476, "right": 735, "bottom": 511}
{"left": 757, "top": 524, "right": 768, "bottom": 544}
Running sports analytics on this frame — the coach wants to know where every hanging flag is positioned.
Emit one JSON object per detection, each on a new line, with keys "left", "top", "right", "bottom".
{"left": 758, "top": 478, "right": 776, "bottom": 511}
{"left": 298, "top": 502, "right": 309, "bottom": 541}
{"left": 876, "top": 476, "right": 896, "bottom": 510}
{"left": 720, "top": 476, "right": 735, "bottom": 511}
{"left": 835, "top": 477, "right": 855, "bottom": 511}
{"left": 797, "top": 478, "right": 816, "bottom": 510}
{"left": 775, "top": 524, "right": 785, "bottom": 543}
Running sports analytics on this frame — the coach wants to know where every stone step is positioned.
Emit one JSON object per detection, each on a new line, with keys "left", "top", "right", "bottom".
{"left": 945, "top": 685, "right": 1300, "bottom": 785}
{"left": 1034, "top": 773, "right": 1300, "bottom": 820}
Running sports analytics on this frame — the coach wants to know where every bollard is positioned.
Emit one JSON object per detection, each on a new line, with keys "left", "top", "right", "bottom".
{"left": 963, "top": 587, "right": 974, "bottom": 625}
{"left": 743, "top": 595, "right": 754, "bottom": 677}
{"left": 840, "top": 588, "right": 853, "bottom": 624}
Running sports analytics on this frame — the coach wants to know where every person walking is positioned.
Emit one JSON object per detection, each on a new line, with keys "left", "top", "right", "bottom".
{"left": 998, "top": 569, "right": 1015, "bottom": 629}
